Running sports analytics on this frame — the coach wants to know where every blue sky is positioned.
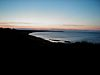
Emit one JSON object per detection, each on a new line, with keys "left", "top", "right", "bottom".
{"left": 0, "top": 0, "right": 100, "bottom": 29}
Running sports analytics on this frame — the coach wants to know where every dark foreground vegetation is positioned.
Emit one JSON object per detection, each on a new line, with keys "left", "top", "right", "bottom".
{"left": 0, "top": 28, "right": 100, "bottom": 50}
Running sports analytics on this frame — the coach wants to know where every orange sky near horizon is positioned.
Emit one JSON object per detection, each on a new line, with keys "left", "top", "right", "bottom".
{"left": 0, "top": 22, "right": 100, "bottom": 30}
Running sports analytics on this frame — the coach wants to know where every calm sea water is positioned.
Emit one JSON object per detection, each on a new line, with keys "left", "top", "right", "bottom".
{"left": 29, "top": 30, "right": 100, "bottom": 43}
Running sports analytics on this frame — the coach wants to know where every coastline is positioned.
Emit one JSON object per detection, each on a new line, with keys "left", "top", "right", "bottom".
{"left": 30, "top": 31, "right": 100, "bottom": 44}
{"left": 0, "top": 28, "right": 100, "bottom": 49}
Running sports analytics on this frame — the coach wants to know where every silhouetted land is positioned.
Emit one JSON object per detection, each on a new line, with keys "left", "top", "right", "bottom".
{"left": 0, "top": 28, "right": 100, "bottom": 50}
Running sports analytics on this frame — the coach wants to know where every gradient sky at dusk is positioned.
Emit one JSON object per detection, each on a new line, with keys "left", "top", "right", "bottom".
{"left": 0, "top": 0, "right": 100, "bottom": 30}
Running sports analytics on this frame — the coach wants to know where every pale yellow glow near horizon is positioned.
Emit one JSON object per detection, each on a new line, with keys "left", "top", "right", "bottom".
{"left": 0, "top": 17, "right": 100, "bottom": 30}
{"left": 0, "top": 22, "right": 100, "bottom": 30}
{"left": 0, "top": 17, "right": 66, "bottom": 26}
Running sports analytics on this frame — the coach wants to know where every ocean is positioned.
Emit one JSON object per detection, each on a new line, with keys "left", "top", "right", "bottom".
{"left": 29, "top": 30, "right": 100, "bottom": 43}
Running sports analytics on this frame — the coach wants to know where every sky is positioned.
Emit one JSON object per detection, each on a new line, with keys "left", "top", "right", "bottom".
{"left": 0, "top": 0, "right": 100, "bottom": 30}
